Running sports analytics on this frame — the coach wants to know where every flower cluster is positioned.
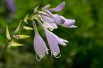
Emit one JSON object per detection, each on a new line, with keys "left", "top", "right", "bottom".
{"left": 32, "top": 2, "right": 77, "bottom": 60}
{"left": 6, "top": 2, "right": 77, "bottom": 61}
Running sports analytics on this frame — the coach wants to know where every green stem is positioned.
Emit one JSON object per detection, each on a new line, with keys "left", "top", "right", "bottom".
{"left": 0, "top": 42, "right": 8, "bottom": 61}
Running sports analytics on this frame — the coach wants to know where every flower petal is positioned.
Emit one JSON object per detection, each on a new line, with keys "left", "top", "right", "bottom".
{"left": 45, "top": 30, "right": 60, "bottom": 56}
{"left": 49, "top": 2, "right": 65, "bottom": 12}
{"left": 45, "top": 10, "right": 65, "bottom": 25}
{"left": 49, "top": 31, "right": 68, "bottom": 46}
{"left": 41, "top": 15, "right": 58, "bottom": 30}
{"left": 61, "top": 18, "right": 76, "bottom": 27}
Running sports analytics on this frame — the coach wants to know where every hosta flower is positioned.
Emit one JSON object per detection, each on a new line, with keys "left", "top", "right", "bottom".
{"left": 37, "top": 20, "right": 68, "bottom": 57}
{"left": 32, "top": 1, "right": 77, "bottom": 60}
{"left": 33, "top": 22, "right": 48, "bottom": 60}
{"left": 45, "top": 10, "right": 77, "bottom": 28}
{"left": 5, "top": 1, "right": 77, "bottom": 61}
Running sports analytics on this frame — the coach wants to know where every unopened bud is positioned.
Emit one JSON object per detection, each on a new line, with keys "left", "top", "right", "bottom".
{"left": 34, "top": 6, "right": 39, "bottom": 13}
{"left": 9, "top": 40, "right": 23, "bottom": 47}
{"left": 15, "top": 20, "right": 22, "bottom": 33}
{"left": 23, "top": 26, "right": 33, "bottom": 30}
{"left": 6, "top": 25, "right": 11, "bottom": 40}
{"left": 23, "top": 15, "right": 29, "bottom": 24}
{"left": 13, "top": 35, "right": 30, "bottom": 39}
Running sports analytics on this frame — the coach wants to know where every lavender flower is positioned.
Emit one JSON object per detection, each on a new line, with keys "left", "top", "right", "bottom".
{"left": 37, "top": 20, "right": 68, "bottom": 58}
{"left": 6, "top": 1, "right": 77, "bottom": 61}
{"left": 33, "top": 22, "right": 48, "bottom": 60}
{"left": 31, "top": 2, "right": 77, "bottom": 59}
{"left": 5, "top": 0, "right": 16, "bottom": 13}
{"left": 45, "top": 10, "right": 77, "bottom": 28}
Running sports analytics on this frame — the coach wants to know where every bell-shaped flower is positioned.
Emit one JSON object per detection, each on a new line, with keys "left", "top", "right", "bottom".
{"left": 40, "top": 15, "right": 58, "bottom": 31}
{"left": 33, "top": 22, "right": 48, "bottom": 60}
{"left": 45, "top": 10, "right": 77, "bottom": 28}
{"left": 48, "top": 2, "right": 65, "bottom": 12}
{"left": 37, "top": 20, "right": 68, "bottom": 57}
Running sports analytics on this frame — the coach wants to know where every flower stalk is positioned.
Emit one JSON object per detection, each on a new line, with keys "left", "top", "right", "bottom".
{"left": 0, "top": 41, "right": 8, "bottom": 60}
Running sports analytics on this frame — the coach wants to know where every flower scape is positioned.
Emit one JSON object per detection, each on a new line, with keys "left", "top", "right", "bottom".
{"left": 6, "top": 2, "right": 77, "bottom": 61}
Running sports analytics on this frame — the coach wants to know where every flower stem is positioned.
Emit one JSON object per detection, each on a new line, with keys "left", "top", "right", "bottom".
{"left": 0, "top": 42, "right": 8, "bottom": 61}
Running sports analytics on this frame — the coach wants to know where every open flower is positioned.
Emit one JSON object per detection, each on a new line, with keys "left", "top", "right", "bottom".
{"left": 45, "top": 10, "right": 77, "bottom": 28}
{"left": 37, "top": 20, "right": 68, "bottom": 57}
{"left": 33, "top": 1, "right": 77, "bottom": 60}
{"left": 33, "top": 22, "right": 48, "bottom": 60}
{"left": 6, "top": 1, "right": 77, "bottom": 61}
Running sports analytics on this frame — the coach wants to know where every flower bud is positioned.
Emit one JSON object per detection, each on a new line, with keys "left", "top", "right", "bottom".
{"left": 34, "top": 6, "right": 39, "bottom": 13}
{"left": 23, "top": 15, "right": 29, "bottom": 24}
{"left": 15, "top": 20, "right": 22, "bottom": 33}
{"left": 6, "top": 25, "right": 11, "bottom": 40}
{"left": 9, "top": 41, "right": 23, "bottom": 47}
{"left": 13, "top": 35, "right": 30, "bottom": 39}
{"left": 23, "top": 26, "right": 33, "bottom": 30}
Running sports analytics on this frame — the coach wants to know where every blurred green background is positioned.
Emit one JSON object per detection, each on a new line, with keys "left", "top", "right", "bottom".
{"left": 0, "top": 0, "right": 103, "bottom": 68}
